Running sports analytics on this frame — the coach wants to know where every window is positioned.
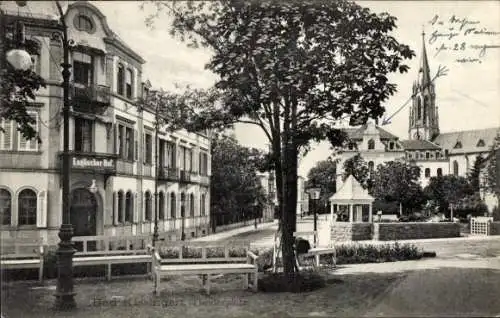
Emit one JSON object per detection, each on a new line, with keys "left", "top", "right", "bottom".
{"left": 200, "top": 194, "right": 206, "bottom": 216}
{"left": 417, "top": 97, "right": 422, "bottom": 119}
{"left": 166, "top": 142, "right": 176, "bottom": 168}
{"left": 126, "top": 69, "right": 133, "bottom": 99}
{"left": 425, "top": 168, "right": 430, "bottom": 178}
{"left": 125, "top": 191, "right": 133, "bottom": 223}
{"left": 116, "top": 123, "right": 134, "bottom": 161}
{"left": 30, "top": 52, "right": 41, "bottom": 75}
{"left": 477, "top": 139, "right": 485, "bottom": 147}
{"left": 199, "top": 152, "right": 208, "bottom": 176}
{"left": 145, "top": 191, "right": 152, "bottom": 221}
{"left": 445, "top": 149, "right": 449, "bottom": 157}
{"left": 18, "top": 112, "right": 39, "bottom": 151}
{"left": 158, "top": 192, "right": 165, "bottom": 220}
{"left": 117, "top": 64, "right": 124, "bottom": 96}
{"left": 74, "top": 117, "right": 93, "bottom": 152}
{"left": 453, "top": 161, "right": 459, "bottom": 176}
{"left": 190, "top": 193, "right": 195, "bottom": 217}
{"left": 75, "top": 15, "right": 93, "bottom": 32}
{"left": 0, "top": 189, "right": 11, "bottom": 225}
{"left": 170, "top": 192, "right": 176, "bottom": 219}
{"left": 408, "top": 153, "right": 413, "bottom": 159}
{"left": 117, "top": 191, "right": 124, "bottom": 223}
{"left": 454, "top": 141, "right": 462, "bottom": 149}
{"left": 436, "top": 151, "right": 441, "bottom": 158}
{"left": 73, "top": 52, "right": 93, "bottom": 86}
{"left": 367, "top": 139, "right": 375, "bottom": 150}
{"left": 180, "top": 193, "right": 186, "bottom": 218}
{"left": 426, "top": 152, "right": 430, "bottom": 159}
{"left": 368, "top": 161, "right": 374, "bottom": 175}
{"left": 144, "top": 133, "right": 153, "bottom": 164}
{"left": 389, "top": 142, "right": 394, "bottom": 150}
{"left": 0, "top": 119, "right": 13, "bottom": 150}
{"left": 437, "top": 168, "right": 443, "bottom": 177}
{"left": 18, "top": 189, "right": 37, "bottom": 225}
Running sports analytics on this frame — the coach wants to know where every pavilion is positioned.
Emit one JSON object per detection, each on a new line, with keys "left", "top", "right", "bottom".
{"left": 329, "top": 175, "right": 374, "bottom": 223}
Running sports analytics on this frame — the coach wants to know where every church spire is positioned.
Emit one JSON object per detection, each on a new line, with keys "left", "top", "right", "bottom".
{"left": 418, "top": 30, "right": 432, "bottom": 89}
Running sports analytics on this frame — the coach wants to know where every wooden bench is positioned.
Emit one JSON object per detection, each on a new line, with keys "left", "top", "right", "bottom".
{"left": 150, "top": 240, "right": 258, "bottom": 295}
{"left": 293, "top": 231, "right": 336, "bottom": 269}
{"left": 72, "top": 235, "right": 152, "bottom": 281}
{"left": 1, "top": 238, "right": 45, "bottom": 283}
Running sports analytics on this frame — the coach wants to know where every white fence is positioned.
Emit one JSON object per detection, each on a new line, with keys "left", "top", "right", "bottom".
{"left": 470, "top": 217, "right": 493, "bottom": 235}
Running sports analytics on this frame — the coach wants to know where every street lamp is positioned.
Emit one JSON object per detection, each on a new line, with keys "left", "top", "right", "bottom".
{"left": 7, "top": 1, "right": 76, "bottom": 310}
{"left": 308, "top": 188, "right": 321, "bottom": 246}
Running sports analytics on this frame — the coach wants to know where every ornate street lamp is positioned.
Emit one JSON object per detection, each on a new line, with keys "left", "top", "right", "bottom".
{"left": 7, "top": 1, "right": 76, "bottom": 310}
{"left": 308, "top": 187, "right": 321, "bottom": 246}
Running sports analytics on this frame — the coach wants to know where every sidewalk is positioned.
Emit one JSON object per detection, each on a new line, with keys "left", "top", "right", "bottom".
{"left": 191, "top": 220, "right": 277, "bottom": 242}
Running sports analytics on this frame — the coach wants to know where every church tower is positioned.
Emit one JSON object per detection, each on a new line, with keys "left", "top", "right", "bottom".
{"left": 409, "top": 31, "right": 440, "bottom": 141}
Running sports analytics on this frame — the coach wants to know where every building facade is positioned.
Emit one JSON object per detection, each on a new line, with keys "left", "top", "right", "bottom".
{"left": 0, "top": 2, "right": 211, "bottom": 244}
{"left": 335, "top": 31, "right": 499, "bottom": 211}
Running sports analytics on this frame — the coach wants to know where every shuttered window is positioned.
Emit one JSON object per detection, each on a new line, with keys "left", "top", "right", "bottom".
{"left": 0, "top": 119, "right": 13, "bottom": 150}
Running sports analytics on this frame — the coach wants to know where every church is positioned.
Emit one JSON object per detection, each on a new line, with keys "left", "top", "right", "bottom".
{"left": 334, "top": 32, "right": 499, "bottom": 211}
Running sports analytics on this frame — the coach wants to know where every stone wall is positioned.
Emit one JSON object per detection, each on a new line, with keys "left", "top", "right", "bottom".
{"left": 373, "top": 222, "right": 460, "bottom": 241}
{"left": 330, "top": 222, "right": 372, "bottom": 242}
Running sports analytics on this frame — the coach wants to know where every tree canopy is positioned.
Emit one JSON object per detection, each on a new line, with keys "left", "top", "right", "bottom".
{"left": 143, "top": 0, "right": 414, "bottom": 275}
{"left": 424, "top": 175, "right": 474, "bottom": 214}
{"left": 342, "top": 154, "right": 371, "bottom": 189}
{"left": 306, "top": 159, "right": 337, "bottom": 206}
{"left": 1, "top": 31, "right": 46, "bottom": 141}
{"left": 371, "top": 160, "right": 425, "bottom": 214}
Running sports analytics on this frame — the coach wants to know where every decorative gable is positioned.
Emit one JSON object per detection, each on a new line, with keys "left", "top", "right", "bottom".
{"left": 477, "top": 139, "right": 485, "bottom": 147}
{"left": 454, "top": 141, "right": 462, "bottom": 149}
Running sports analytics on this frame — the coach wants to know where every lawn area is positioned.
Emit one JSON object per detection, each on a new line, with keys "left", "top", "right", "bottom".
{"left": 1, "top": 271, "right": 406, "bottom": 318}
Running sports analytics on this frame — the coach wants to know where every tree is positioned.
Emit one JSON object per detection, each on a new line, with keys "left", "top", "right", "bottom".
{"left": 485, "top": 134, "right": 500, "bottom": 201}
{"left": 424, "top": 175, "right": 474, "bottom": 216}
{"left": 467, "top": 155, "right": 484, "bottom": 192}
{"left": 342, "top": 154, "right": 371, "bottom": 189}
{"left": 210, "top": 134, "right": 268, "bottom": 227}
{"left": 143, "top": 0, "right": 414, "bottom": 277}
{"left": 306, "top": 159, "right": 337, "bottom": 207}
{"left": 371, "top": 161, "right": 425, "bottom": 214}
{"left": 1, "top": 20, "right": 47, "bottom": 141}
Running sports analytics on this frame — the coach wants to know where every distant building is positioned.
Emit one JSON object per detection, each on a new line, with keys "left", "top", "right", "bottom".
{"left": 335, "top": 31, "right": 499, "bottom": 212}
{"left": 0, "top": 2, "right": 211, "bottom": 243}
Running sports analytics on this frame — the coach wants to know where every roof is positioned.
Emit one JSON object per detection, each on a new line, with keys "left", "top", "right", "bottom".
{"left": 342, "top": 125, "right": 399, "bottom": 141}
{"left": 329, "top": 175, "right": 374, "bottom": 204}
{"left": 432, "top": 127, "right": 500, "bottom": 154}
{"left": 400, "top": 139, "right": 441, "bottom": 150}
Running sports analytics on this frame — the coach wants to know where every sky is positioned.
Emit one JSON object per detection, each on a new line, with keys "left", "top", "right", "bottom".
{"left": 5, "top": 1, "right": 500, "bottom": 176}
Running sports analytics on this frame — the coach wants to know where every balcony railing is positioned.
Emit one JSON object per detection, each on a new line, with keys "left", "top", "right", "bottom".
{"left": 179, "top": 170, "right": 191, "bottom": 183}
{"left": 200, "top": 175, "right": 210, "bottom": 186}
{"left": 71, "top": 83, "right": 111, "bottom": 114}
{"left": 158, "top": 167, "right": 179, "bottom": 181}
{"left": 116, "top": 160, "right": 134, "bottom": 175}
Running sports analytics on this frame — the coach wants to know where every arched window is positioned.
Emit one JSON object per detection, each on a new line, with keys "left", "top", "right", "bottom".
{"left": 368, "top": 139, "right": 375, "bottom": 150}
{"left": 200, "top": 194, "right": 206, "bottom": 216}
{"left": 125, "top": 191, "right": 133, "bottom": 223}
{"left": 170, "top": 192, "right": 176, "bottom": 219}
{"left": 190, "top": 193, "right": 195, "bottom": 217}
{"left": 180, "top": 193, "right": 186, "bottom": 218}
{"left": 425, "top": 168, "right": 430, "bottom": 178}
{"left": 453, "top": 161, "right": 459, "bottom": 176}
{"left": 426, "top": 152, "right": 430, "bottom": 159}
{"left": 18, "top": 189, "right": 37, "bottom": 225}
{"left": 75, "top": 15, "right": 93, "bottom": 32}
{"left": 126, "top": 69, "right": 133, "bottom": 99}
{"left": 145, "top": 191, "right": 152, "bottom": 221}
{"left": 117, "top": 191, "right": 124, "bottom": 223}
{"left": 158, "top": 192, "right": 165, "bottom": 220}
{"left": 437, "top": 168, "right": 443, "bottom": 177}
{"left": 117, "top": 64, "right": 124, "bottom": 96}
{"left": 0, "top": 189, "right": 11, "bottom": 225}
{"left": 417, "top": 97, "right": 422, "bottom": 119}
{"left": 423, "top": 96, "right": 428, "bottom": 124}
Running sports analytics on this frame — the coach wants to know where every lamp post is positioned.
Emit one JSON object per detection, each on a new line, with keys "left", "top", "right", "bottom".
{"left": 7, "top": 1, "right": 76, "bottom": 309}
{"left": 308, "top": 188, "right": 321, "bottom": 246}
{"left": 153, "top": 100, "right": 159, "bottom": 246}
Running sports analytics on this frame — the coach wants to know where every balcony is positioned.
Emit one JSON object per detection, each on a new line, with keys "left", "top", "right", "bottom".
{"left": 179, "top": 170, "right": 191, "bottom": 183}
{"left": 71, "top": 83, "right": 111, "bottom": 114}
{"left": 200, "top": 175, "right": 210, "bottom": 186}
{"left": 60, "top": 151, "right": 117, "bottom": 174}
{"left": 158, "top": 167, "right": 179, "bottom": 182}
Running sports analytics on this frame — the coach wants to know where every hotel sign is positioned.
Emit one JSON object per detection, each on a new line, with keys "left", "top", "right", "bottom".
{"left": 63, "top": 152, "right": 117, "bottom": 174}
